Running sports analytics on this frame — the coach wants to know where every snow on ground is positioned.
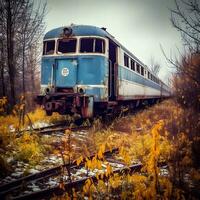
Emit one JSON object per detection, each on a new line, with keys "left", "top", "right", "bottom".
{"left": 32, "top": 121, "right": 51, "bottom": 129}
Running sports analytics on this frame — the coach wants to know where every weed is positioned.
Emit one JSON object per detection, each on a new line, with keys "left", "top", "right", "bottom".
{"left": 15, "top": 132, "right": 44, "bottom": 165}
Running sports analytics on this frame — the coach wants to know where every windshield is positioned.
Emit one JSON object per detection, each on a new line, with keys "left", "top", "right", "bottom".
{"left": 80, "top": 38, "right": 105, "bottom": 53}
{"left": 43, "top": 40, "right": 55, "bottom": 55}
{"left": 57, "top": 39, "right": 77, "bottom": 53}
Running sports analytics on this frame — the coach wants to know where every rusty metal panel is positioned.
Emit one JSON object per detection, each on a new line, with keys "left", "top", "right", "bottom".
{"left": 81, "top": 96, "right": 93, "bottom": 118}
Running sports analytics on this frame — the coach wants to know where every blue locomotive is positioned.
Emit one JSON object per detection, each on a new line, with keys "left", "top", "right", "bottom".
{"left": 37, "top": 25, "right": 170, "bottom": 118}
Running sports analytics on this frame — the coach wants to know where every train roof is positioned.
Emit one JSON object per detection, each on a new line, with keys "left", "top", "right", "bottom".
{"left": 44, "top": 25, "right": 146, "bottom": 66}
{"left": 44, "top": 25, "right": 168, "bottom": 86}
{"left": 44, "top": 25, "right": 108, "bottom": 39}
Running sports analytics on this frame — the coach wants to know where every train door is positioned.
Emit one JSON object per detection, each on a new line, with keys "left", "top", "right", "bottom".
{"left": 55, "top": 59, "right": 78, "bottom": 87}
{"left": 108, "top": 40, "right": 118, "bottom": 101}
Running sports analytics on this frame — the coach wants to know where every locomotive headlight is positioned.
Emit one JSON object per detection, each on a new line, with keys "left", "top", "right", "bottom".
{"left": 78, "top": 87, "right": 85, "bottom": 94}
{"left": 45, "top": 87, "right": 50, "bottom": 94}
{"left": 40, "top": 85, "right": 53, "bottom": 95}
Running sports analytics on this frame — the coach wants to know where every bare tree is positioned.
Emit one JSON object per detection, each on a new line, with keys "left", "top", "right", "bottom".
{"left": 0, "top": 0, "right": 46, "bottom": 110}
{"left": 169, "top": 0, "right": 200, "bottom": 90}
{"left": 25, "top": 43, "right": 41, "bottom": 110}
{"left": 149, "top": 56, "right": 161, "bottom": 75}
{"left": 165, "top": 0, "right": 200, "bottom": 177}
{"left": 0, "top": 33, "right": 6, "bottom": 97}
{"left": 16, "top": 0, "right": 46, "bottom": 97}
{"left": 3, "top": 0, "right": 18, "bottom": 106}
{"left": 171, "top": 0, "right": 200, "bottom": 52}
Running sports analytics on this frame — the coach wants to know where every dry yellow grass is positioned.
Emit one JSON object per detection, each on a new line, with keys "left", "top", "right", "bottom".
{"left": 78, "top": 99, "right": 199, "bottom": 199}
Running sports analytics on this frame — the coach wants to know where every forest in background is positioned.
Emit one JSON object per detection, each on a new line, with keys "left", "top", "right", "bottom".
{"left": 0, "top": 0, "right": 46, "bottom": 110}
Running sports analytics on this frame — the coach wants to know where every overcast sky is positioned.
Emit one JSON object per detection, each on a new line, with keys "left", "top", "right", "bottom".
{"left": 41, "top": 0, "right": 184, "bottom": 82}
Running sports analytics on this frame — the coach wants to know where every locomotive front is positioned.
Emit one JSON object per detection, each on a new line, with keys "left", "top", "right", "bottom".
{"left": 37, "top": 25, "right": 109, "bottom": 118}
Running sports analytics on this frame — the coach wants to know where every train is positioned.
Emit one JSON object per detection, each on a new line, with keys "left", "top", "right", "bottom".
{"left": 36, "top": 25, "right": 171, "bottom": 119}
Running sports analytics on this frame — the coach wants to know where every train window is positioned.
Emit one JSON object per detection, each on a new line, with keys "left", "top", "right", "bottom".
{"left": 124, "top": 54, "right": 129, "bottom": 68}
{"left": 136, "top": 64, "right": 140, "bottom": 73}
{"left": 43, "top": 40, "right": 55, "bottom": 55}
{"left": 57, "top": 39, "right": 77, "bottom": 53}
{"left": 80, "top": 38, "right": 105, "bottom": 53}
{"left": 131, "top": 59, "right": 135, "bottom": 71}
{"left": 95, "top": 39, "right": 105, "bottom": 53}
{"left": 141, "top": 66, "right": 144, "bottom": 76}
{"left": 148, "top": 72, "right": 150, "bottom": 79}
{"left": 80, "top": 38, "right": 94, "bottom": 53}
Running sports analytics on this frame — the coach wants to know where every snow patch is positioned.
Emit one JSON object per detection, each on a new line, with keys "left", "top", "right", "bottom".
{"left": 33, "top": 122, "right": 51, "bottom": 129}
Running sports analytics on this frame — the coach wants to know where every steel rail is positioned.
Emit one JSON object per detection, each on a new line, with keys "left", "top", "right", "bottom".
{"left": 12, "top": 163, "right": 143, "bottom": 200}
{"left": 37, "top": 125, "right": 91, "bottom": 134}
{"left": 0, "top": 148, "right": 119, "bottom": 198}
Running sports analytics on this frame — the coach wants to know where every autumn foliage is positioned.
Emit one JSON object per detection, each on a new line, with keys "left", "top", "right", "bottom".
{"left": 0, "top": 88, "right": 200, "bottom": 199}
{"left": 173, "top": 53, "right": 200, "bottom": 112}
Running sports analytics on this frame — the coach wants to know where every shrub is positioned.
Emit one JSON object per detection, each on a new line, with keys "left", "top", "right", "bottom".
{"left": 173, "top": 53, "right": 200, "bottom": 112}
{"left": 0, "top": 97, "right": 8, "bottom": 115}
{"left": 15, "top": 132, "right": 44, "bottom": 165}
{"left": 173, "top": 53, "right": 200, "bottom": 170}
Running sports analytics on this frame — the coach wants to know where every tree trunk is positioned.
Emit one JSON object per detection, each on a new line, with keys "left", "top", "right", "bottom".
{"left": 22, "top": 36, "right": 25, "bottom": 97}
{"left": 0, "top": 65, "right": 5, "bottom": 97}
{"left": 0, "top": 39, "right": 6, "bottom": 97}
{"left": 6, "top": 0, "right": 16, "bottom": 106}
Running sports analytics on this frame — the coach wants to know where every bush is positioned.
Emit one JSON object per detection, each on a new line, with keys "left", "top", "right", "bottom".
{"left": 173, "top": 53, "right": 200, "bottom": 171}
{"left": 0, "top": 97, "right": 8, "bottom": 115}
{"left": 174, "top": 53, "right": 200, "bottom": 111}
{"left": 15, "top": 132, "right": 44, "bottom": 165}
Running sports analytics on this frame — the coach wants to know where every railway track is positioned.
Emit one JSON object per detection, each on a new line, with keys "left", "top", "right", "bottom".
{"left": 14, "top": 163, "right": 142, "bottom": 200}
{"left": 0, "top": 148, "right": 130, "bottom": 199}
{"left": 1, "top": 119, "right": 170, "bottom": 199}
{"left": 2, "top": 113, "right": 160, "bottom": 199}
{"left": 19, "top": 108, "right": 142, "bottom": 135}
{"left": 18, "top": 121, "right": 91, "bottom": 135}
{"left": 35, "top": 125, "right": 90, "bottom": 134}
